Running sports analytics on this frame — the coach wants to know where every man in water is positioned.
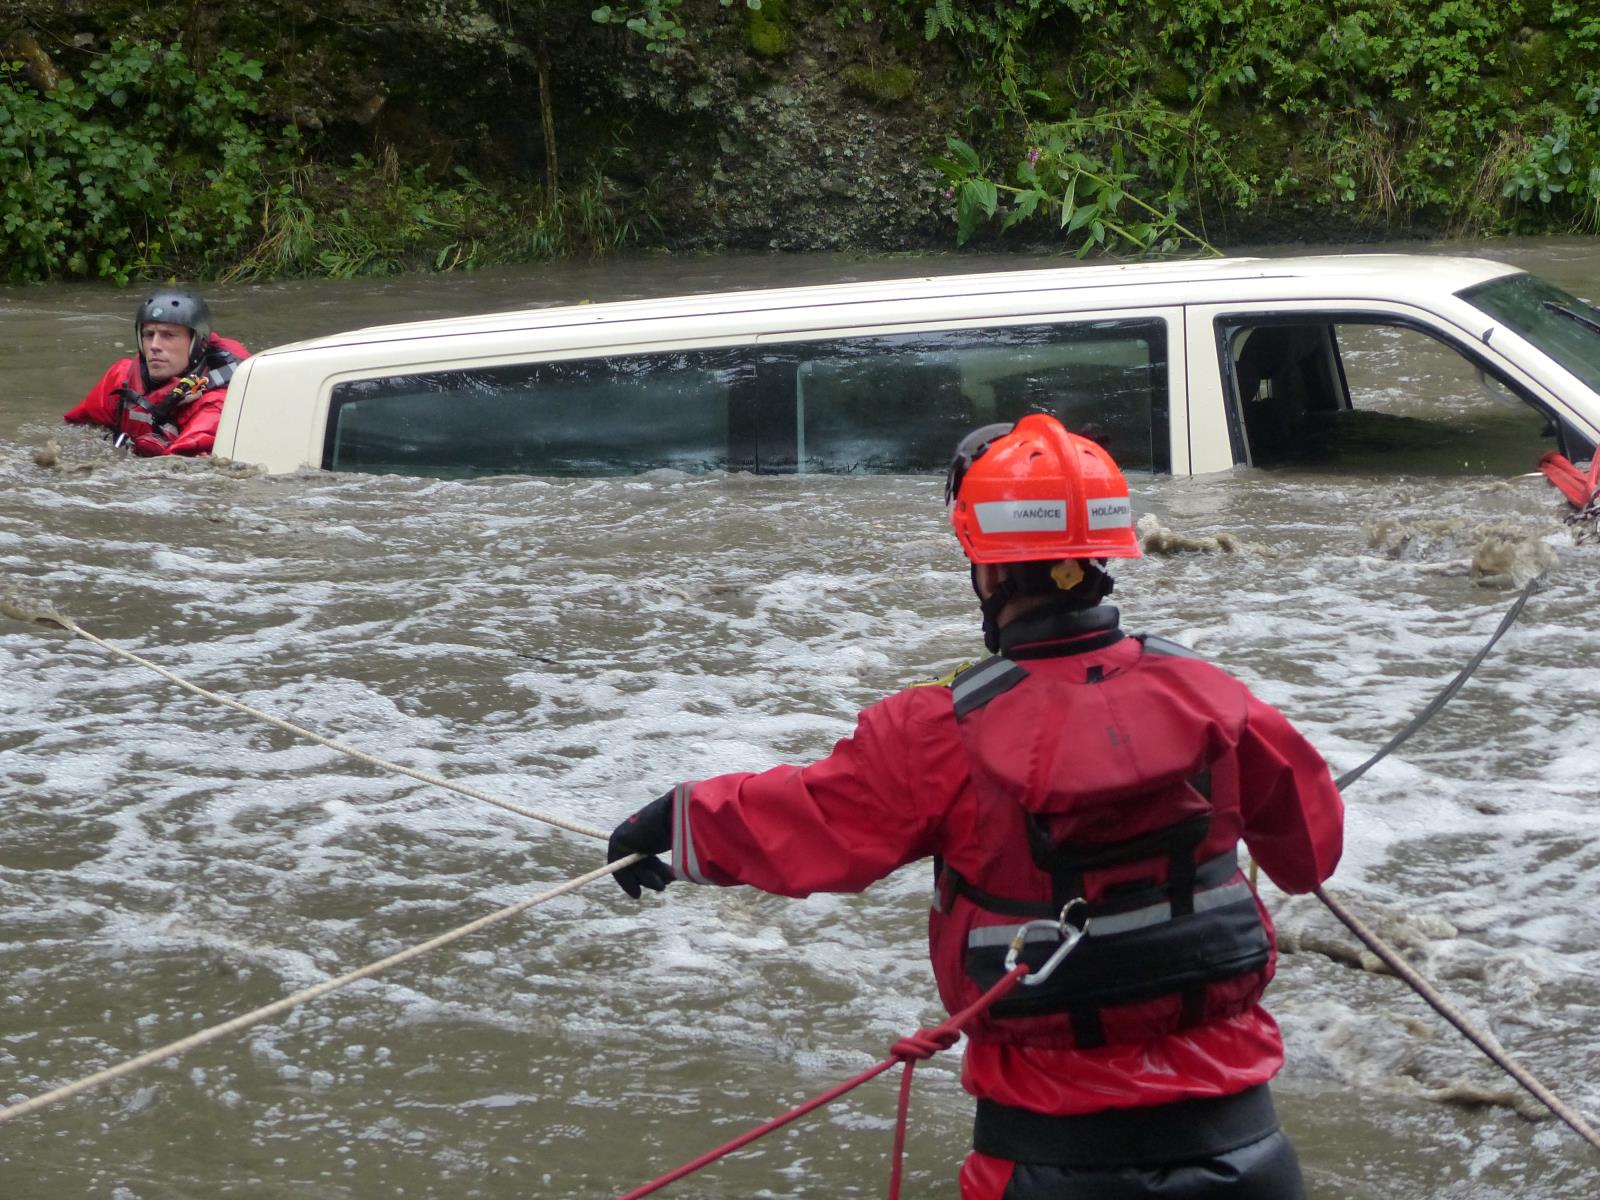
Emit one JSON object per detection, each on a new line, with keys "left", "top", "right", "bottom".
{"left": 63, "top": 289, "right": 248, "bottom": 457}
{"left": 608, "top": 413, "right": 1344, "bottom": 1199}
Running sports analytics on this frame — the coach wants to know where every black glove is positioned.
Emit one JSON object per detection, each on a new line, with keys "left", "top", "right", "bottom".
{"left": 607, "top": 790, "right": 676, "bottom": 899}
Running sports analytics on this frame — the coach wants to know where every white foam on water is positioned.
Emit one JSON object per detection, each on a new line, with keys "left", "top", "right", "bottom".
{"left": 3, "top": 441, "right": 1598, "bottom": 1196}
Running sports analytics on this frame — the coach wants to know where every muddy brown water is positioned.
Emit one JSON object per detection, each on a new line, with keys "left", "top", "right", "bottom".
{"left": 2, "top": 243, "right": 1599, "bottom": 1198}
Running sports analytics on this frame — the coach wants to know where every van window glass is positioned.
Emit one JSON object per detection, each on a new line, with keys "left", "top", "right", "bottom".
{"left": 1223, "top": 318, "right": 1557, "bottom": 475}
{"left": 784, "top": 321, "right": 1165, "bottom": 474}
{"left": 1459, "top": 272, "right": 1600, "bottom": 394}
{"left": 326, "top": 356, "right": 744, "bottom": 476}
{"left": 325, "top": 319, "right": 1168, "bottom": 477}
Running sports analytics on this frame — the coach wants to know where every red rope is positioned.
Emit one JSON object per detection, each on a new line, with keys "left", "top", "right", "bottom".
{"left": 616, "top": 963, "right": 1032, "bottom": 1200}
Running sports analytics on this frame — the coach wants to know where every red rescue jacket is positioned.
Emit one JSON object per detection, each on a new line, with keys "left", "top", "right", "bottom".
{"left": 667, "top": 605, "right": 1344, "bottom": 1118}
{"left": 63, "top": 333, "right": 249, "bottom": 457}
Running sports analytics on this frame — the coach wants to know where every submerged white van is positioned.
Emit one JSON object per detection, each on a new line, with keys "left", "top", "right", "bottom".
{"left": 214, "top": 254, "right": 1600, "bottom": 480}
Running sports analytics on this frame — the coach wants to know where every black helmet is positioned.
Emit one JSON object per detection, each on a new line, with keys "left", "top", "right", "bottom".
{"left": 134, "top": 289, "right": 212, "bottom": 366}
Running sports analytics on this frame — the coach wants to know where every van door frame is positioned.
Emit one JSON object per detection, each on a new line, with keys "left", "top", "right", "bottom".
{"left": 1182, "top": 299, "right": 1591, "bottom": 474}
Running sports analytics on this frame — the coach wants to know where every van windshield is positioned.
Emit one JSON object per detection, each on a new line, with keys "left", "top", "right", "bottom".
{"left": 1458, "top": 272, "right": 1600, "bottom": 394}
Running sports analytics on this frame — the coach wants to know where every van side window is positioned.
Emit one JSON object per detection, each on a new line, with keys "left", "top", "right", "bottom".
{"left": 782, "top": 320, "right": 1167, "bottom": 474}
{"left": 325, "top": 357, "right": 746, "bottom": 476}
{"left": 1221, "top": 318, "right": 1561, "bottom": 475}
{"left": 324, "top": 319, "right": 1169, "bottom": 477}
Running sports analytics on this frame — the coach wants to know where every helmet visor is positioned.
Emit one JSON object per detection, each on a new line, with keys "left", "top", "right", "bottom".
{"left": 944, "top": 422, "right": 1015, "bottom": 507}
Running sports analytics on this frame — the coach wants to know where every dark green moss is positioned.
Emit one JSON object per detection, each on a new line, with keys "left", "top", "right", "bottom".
{"left": 1505, "top": 29, "right": 1563, "bottom": 96}
{"left": 840, "top": 63, "right": 917, "bottom": 105}
{"left": 1147, "top": 63, "right": 1193, "bottom": 106}
{"left": 1032, "top": 67, "right": 1078, "bottom": 118}
{"left": 746, "top": 0, "right": 793, "bottom": 59}
{"left": 1209, "top": 104, "right": 1296, "bottom": 183}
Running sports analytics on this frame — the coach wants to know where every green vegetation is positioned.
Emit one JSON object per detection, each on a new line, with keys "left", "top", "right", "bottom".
{"left": 591, "top": 0, "right": 765, "bottom": 54}
{"left": 222, "top": 158, "right": 646, "bottom": 283}
{"left": 840, "top": 64, "right": 918, "bottom": 104}
{"left": 910, "top": 0, "right": 1600, "bottom": 252}
{"left": 2, "top": 3, "right": 1599, "bottom": 283}
{"left": 0, "top": 39, "right": 643, "bottom": 285}
{"left": 0, "top": 41, "right": 269, "bottom": 283}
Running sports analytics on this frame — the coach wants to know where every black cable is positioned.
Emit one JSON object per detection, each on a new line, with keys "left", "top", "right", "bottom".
{"left": 1312, "top": 574, "right": 1600, "bottom": 1152}
{"left": 1335, "top": 576, "right": 1539, "bottom": 791}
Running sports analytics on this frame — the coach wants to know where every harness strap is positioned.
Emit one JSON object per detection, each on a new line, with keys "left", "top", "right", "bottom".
{"left": 203, "top": 358, "right": 237, "bottom": 390}
{"left": 942, "top": 847, "right": 1242, "bottom": 920}
{"left": 1028, "top": 811, "right": 1209, "bottom": 875}
{"left": 132, "top": 352, "right": 235, "bottom": 436}
{"left": 972, "top": 1084, "right": 1280, "bottom": 1169}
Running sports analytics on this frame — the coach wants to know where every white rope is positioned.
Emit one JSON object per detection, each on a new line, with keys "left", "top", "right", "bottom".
{"left": 1317, "top": 886, "right": 1600, "bottom": 1151}
{"left": 6, "top": 601, "right": 609, "bottom": 843}
{"left": 0, "top": 854, "right": 641, "bottom": 1125}
{"left": 6, "top": 595, "right": 1596, "bottom": 1158}
{"left": 0, "top": 597, "right": 635, "bottom": 1124}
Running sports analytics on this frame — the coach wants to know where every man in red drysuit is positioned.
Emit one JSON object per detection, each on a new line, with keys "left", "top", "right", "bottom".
{"left": 63, "top": 288, "right": 248, "bottom": 457}
{"left": 609, "top": 413, "right": 1344, "bottom": 1198}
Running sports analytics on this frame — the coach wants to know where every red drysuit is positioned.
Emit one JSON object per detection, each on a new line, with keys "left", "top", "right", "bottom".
{"left": 660, "top": 606, "right": 1343, "bottom": 1196}
{"left": 63, "top": 333, "right": 249, "bottom": 457}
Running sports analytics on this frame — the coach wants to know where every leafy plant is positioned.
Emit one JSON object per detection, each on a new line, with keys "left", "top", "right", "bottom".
{"left": 0, "top": 40, "right": 270, "bottom": 283}
{"left": 934, "top": 135, "right": 1218, "bottom": 256}
{"left": 1, "top": 37, "right": 657, "bottom": 285}
{"left": 592, "top": 0, "right": 761, "bottom": 54}
{"left": 907, "top": 0, "right": 1600, "bottom": 247}
{"left": 223, "top": 158, "right": 646, "bottom": 282}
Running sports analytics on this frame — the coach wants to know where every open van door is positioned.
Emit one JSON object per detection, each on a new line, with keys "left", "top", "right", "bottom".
{"left": 1183, "top": 300, "right": 1593, "bottom": 478}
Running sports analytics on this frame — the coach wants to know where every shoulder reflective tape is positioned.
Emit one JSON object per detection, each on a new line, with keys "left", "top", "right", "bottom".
{"left": 1086, "top": 497, "right": 1132, "bottom": 529}
{"left": 952, "top": 656, "right": 1029, "bottom": 717}
{"left": 1139, "top": 634, "right": 1203, "bottom": 660}
{"left": 974, "top": 499, "right": 1069, "bottom": 533}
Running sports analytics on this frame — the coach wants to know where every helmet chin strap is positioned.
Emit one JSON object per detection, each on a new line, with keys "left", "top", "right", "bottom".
{"left": 972, "top": 564, "right": 1019, "bottom": 654}
{"left": 971, "top": 561, "right": 1116, "bottom": 653}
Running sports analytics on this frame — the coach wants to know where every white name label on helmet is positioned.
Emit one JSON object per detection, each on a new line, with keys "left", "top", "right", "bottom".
{"left": 1086, "top": 497, "right": 1133, "bottom": 529}
{"left": 974, "top": 499, "right": 1068, "bottom": 532}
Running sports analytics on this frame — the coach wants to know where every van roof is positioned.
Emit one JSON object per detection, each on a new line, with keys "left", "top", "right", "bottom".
{"left": 258, "top": 253, "right": 1524, "bottom": 357}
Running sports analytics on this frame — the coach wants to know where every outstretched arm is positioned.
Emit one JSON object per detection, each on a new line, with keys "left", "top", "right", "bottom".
{"left": 1235, "top": 694, "right": 1344, "bottom": 894}
{"left": 609, "top": 688, "right": 963, "bottom": 899}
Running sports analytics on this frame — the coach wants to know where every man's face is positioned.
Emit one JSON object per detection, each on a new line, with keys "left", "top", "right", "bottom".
{"left": 140, "top": 321, "right": 194, "bottom": 385}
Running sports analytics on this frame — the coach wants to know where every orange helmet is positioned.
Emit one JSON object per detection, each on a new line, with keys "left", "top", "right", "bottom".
{"left": 946, "top": 414, "right": 1141, "bottom": 563}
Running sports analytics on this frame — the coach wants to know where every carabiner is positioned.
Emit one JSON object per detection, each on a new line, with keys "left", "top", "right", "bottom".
{"left": 1004, "top": 899, "right": 1089, "bottom": 987}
